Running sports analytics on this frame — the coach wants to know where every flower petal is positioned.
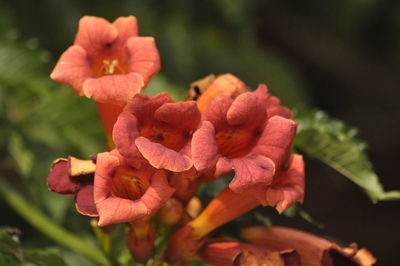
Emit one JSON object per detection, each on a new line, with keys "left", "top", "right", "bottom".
{"left": 202, "top": 95, "right": 233, "bottom": 131}
{"left": 113, "top": 112, "right": 141, "bottom": 159}
{"left": 262, "top": 154, "right": 305, "bottom": 213}
{"left": 75, "top": 183, "right": 98, "bottom": 216}
{"left": 229, "top": 155, "right": 275, "bottom": 193}
{"left": 127, "top": 37, "right": 161, "bottom": 86}
{"left": 112, "top": 16, "right": 138, "bottom": 47}
{"left": 155, "top": 101, "right": 201, "bottom": 131}
{"left": 192, "top": 121, "right": 219, "bottom": 172}
{"left": 83, "top": 72, "right": 144, "bottom": 105}
{"left": 226, "top": 92, "right": 266, "bottom": 127}
{"left": 251, "top": 116, "right": 297, "bottom": 169}
{"left": 50, "top": 45, "right": 93, "bottom": 95}
{"left": 124, "top": 93, "right": 173, "bottom": 121}
{"left": 139, "top": 170, "right": 176, "bottom": 214}
{"left": 74, "top": 16, "right": 118, "bottom": 54}
{"left": 240, "top": 226, "right": 376, "bottom": 266}
{"left": 47, "top": 158, "right": 79, "bottom": 195}
{"left": 135, "top": 137, "right": 192, "bottom": 172}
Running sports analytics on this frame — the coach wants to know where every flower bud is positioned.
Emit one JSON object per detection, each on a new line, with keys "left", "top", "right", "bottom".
{"left": 158, "top": 198, "right": 184, "bottom": 226}
{"left": 127, "top": 220, "right": 156, "bottom": 263}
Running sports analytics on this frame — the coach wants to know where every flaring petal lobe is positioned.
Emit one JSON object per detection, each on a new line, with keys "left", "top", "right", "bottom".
{"left": 113, "top": 112, "right": 141, "bottom": 159}
{"left": 127, "top": 37, "right": 161, "bottom": 86}
{"left": 202, "top": 95, "right": 233, "bottom": 131}
{"left": 155, "top": 101, "right": 201, "bottom": 131}
{"left": 229, "top": 156, "right": 275, "bottom": 193}
{"left": 135, "top": 137, "right": 192, "bottom": 172}
{"left": 50, "top": 45, "right": 93, "bottom": 95}
{"left": 226, "top": 93, "right": 266, "bottom": 127}
{"left": 112, "top": 16, "right": 138, "bottom": 46}
{"left": 252, "top": 116, "right": 297, "bottom": 169}
{"left": 75, "top": 183, "right": 98, "bottom": 216}
{"left": 83, "top": 72, "right": 144, "bottom": 105}
{"left": 74, "top": 16, "right": 118, "bottom": 53}
{"left": 264, "top": 154, "right": 305, "bottom": 213}
{"left": 192, "top": 121, "right": 219, "bottom": 172}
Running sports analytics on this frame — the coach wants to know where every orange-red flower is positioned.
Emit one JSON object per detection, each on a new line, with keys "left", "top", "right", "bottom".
{"left": 192, "top": 91, "right": 297, "bottom": 193}
{"left": 166, "top": 187, "right": 259, "bottom": 262}
{"left": 127, "top": 219, "right": 156, "bottom": 262}
{"left": 47, "top": 156, "right": 98, "bottom": 216}
{"left": 240, "top": 226, "right": 376, "bottom": 266}
{"left": 94, "top": 150, "right": 175, "bottom": 226}
{"left": 51, "top": 16, "right": 160, "bottom": 105}
{"left": 200, "top": 241, "right": 301, "bottom": 266}
{"left": 113, "top": 93, "right": 201, "bottom": 172}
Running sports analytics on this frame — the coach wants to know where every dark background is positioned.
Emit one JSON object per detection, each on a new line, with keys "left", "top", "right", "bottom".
{"left": 1, "top": 0, "right": 399, "bottom": 264}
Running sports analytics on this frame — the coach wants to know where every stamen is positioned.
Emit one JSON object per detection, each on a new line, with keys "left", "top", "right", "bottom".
{"left": 102, "top": 59, "right": 119, "bottom": 75}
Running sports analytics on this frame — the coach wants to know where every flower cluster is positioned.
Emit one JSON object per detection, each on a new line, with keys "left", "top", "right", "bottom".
{"left": 48, "top": 16, "right": 375, "bottom": 265}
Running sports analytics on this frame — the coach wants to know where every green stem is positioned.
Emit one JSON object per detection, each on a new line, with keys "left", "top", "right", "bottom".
{"left": 0, "top": 178, "right": 111, "bottom": 266}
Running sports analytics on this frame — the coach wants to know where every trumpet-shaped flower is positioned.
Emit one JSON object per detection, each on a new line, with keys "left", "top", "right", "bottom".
{"left": 200, "top": 241, "right": 301, "bottom": 266}
{"left": 192, "top": 92, "right": 297, "bottom": 193}
{"left": 113, "top": 93, "right": 201, "bottom": 172}
{"left": 94, "top": 150, "right": 175, "bottom": 226}
{"left": 51, "top": 16, "right": 160, "bottom": 105}
{"left": 166, "top": 187, "right": 259, "bottom": 262}
{"left": 47, "top": 156, "right": 98, "bottom": 216}
{"left": 127, "top": 219, "right": 156, "bottom": 262}
{"left": 240, "top": 226, "right": 376, "bottom": 266}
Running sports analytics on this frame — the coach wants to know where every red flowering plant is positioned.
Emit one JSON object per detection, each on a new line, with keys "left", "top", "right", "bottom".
{"left": 4, "top": 13, "right": 400, "bottom": 266}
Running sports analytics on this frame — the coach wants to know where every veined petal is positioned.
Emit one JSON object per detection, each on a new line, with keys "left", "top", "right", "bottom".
{"left": 74, "top": 16, "right": 118, "bottom": 53}
{"left": 112, "top": 16, "right": 138, "bottom": 47}
{"left": 192, "top": 121, "right": 219, "bottom": 172}
{"left": 155, "top": 101, "right": 201, "bottom": 131}
{"left": 139, "top": 170, "right": 175, "bottom": 214}
{"left": 113, "top": 112, "right": 141, "bottom": 159}
{"left": 47, "top": 158, "right": 79, "bottom": 195}
{"left": 240, "top": 226, "right": 376, "bottom": 266}
{"left": 135, "top": 137, "right": 192, "bottom": 172}
{"left": 50, "top": 45, "right": 93, "bottom": 95}
{"left": 263, "top": 154, "right": 305, "bottom": 213}
{"left": 251, "top": 116, "right": 297, "bottom": 169}
{"left": 202, "top": 95, "right": 233, "bottom": 131}
{"left": 229, "top": 155, "right": 275, "bottom": 193}
{"left": 75, "top": 183, "right": 98, "bottom": 216}
{"left": 226, "top": 92, "right": 266, "bottom": 127}
{"left": 127, "top": 36, "right": 161, "bottom": 86}
{"left": 83, "top": 72, "right": 144, "bottom": 105}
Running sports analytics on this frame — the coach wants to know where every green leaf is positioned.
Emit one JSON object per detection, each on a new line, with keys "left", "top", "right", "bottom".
{"left": 294, "top": 110, "right": 400, "bottom": 202}
{"left": 0, "top": 228, "right": 67, "bottom": 266}
{"left": 24, "top": 248, "right": 67, "bottom": 266}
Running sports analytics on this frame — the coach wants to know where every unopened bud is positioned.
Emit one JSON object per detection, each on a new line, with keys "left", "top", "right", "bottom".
{"left": 127, "top": 220, "right": 156, "bottom": 263}
{"left": 185, "top": 196, "right": 202, "bottom": 219}
{"left": 159, "top": 198, "right": 184, "bottom": 226}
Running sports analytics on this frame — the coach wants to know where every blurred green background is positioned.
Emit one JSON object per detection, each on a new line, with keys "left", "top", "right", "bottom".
{"left": 1, "top": 0, "right": 399, "bottom": 265}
